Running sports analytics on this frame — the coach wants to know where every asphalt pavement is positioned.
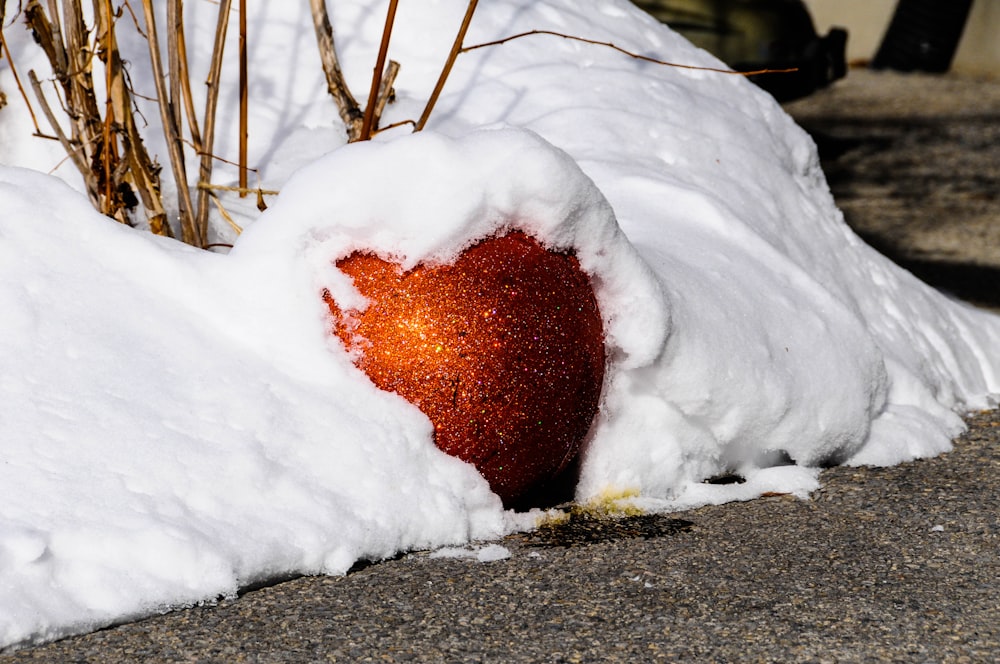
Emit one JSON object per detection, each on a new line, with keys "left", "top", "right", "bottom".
{"left": 4, "top": 68, "right": 999, "bottom": 662}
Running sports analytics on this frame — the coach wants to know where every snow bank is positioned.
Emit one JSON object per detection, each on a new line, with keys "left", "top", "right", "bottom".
{"left": 0, "top": 165, "right": 505, "bottom": 647}
{"left": 1, "top": 0, "right": 998, "bottom": 650}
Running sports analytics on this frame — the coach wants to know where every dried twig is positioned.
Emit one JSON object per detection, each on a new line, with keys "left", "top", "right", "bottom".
{"left": 140, "top": 0, "right": 199, "bottom": 245}
{"left": 195, "top": 0, "right": 233, "bottom": 242}
{"left": 359, "top": 0, "right": 398, "bottom": 141}
{"left": 27, "top": 70, "right": 90, "bottom": 176}
{"left": 416, "top": 0, "right": 479, "bottom": 131}
{"left": 372, "top": 118, "right": 415, "bottom": 135}
{"left": 26, "top": 1, "right": 168, "bottom": 233}
{"left": 371, "top": 59, "right": 399, "bottom": 132}
{"left": 309, "top": 0, "right": 362, "bottom": 141}
{"left": 95, "top": 1, "right": 171, "bottom": 236}
{"left": 198, "top": 181, "right": 279, "bottom": 197}
{"left": 414, "top": 17, "right": 798, "bottom": 132}
{"left": 461, "top": 29, "right": 799, "bottom": 76}
{"left": 0, "top": 22, "right": 46, "bottom": 135}
{"left": 205, "top": 188, "right": 243, "bottom": 235}
{"left": 166, "top": 1, "right": 190, "bottom": 149}
{"left": 174, "top": 2, "right": 201, "bottom": 148}
{"left": 97, "top": 0, "right": 118, "bottom": 219}
{"left": 25, "top": 0, "right": 104, "bottom": 208}
{"left": 238, "top": 0, "right": 248, "bottom": 196}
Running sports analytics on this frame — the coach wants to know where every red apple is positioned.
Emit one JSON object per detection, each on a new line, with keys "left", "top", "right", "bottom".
{"left": 326, "top": 231, "right": 605, "bottom": 505}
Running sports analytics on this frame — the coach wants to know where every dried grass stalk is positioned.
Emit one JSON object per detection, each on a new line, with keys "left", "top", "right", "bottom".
{"left": 416, "top": 0, "right": 479, "bottom": 131}
{"left": 359, "top": 0, "right": 398, "bottom": 141}
{"left": 238, "top": 0, "right": 248, "bottom": 196}
{"left": 140, "top": 0, "right": 199, "bottom": 245}
{"left": 24, "top": 0, "right": 171, "bottom": 232}
{"left": 94, "top": 0, "right": 172, "bottom": 236}
{"left": 371, "top": 59, "right": 400, "bottom": 132}
{"left": 195, "top": 0, "right": 234, "bottom": 243}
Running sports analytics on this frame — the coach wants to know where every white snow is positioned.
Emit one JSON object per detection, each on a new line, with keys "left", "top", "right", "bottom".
{"left": 428, "top": 544, "right": 512, "bottom": 563}
{"left": 1, "top": 0, "right": 998, "bottom": 650}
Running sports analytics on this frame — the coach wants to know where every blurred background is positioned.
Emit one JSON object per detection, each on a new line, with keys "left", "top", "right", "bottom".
{"left": 632, "top": 0, "right": 999, "bottom": 101}
{"left": 805, "top": 0, "right": 1000, "bottom": 76}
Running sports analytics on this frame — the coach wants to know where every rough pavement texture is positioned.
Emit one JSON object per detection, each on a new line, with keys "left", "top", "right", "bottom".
{"left": 4, "top": 69, "right": 999, "bottom": 662}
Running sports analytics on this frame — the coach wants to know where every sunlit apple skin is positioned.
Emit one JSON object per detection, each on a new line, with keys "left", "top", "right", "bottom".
{"left": 326, "top": 231, "right": 605, "bottom": 505}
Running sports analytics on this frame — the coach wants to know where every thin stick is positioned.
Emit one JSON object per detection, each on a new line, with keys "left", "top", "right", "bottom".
{"left": 416, "top": 0, "right": 478, "bottom": 132}
{"left": 141, "top": 0, "right": 199, "bottom": 246}
{"left": 461, "top": 30, "right": 799, "bottom": 76}
{"left": 372, "top": 118, "right": 416, "bottom": 135}
{"left": 359, "top": 0, "right": 399, "bottom": 141}
{"left": 198, "top": 181, "right": 279, "bottom": 196}
{"left": 174, "top": 0, "right": 203, "bottom": 148}
{"left": 195, "top": 0, "right": 233, "bottom": 245}
{"left": 101, "top": 0, "right": 116, "bottom": 219}
{"left": 371, "top": 59, "right": 400, "bottom": 132}
{"left": 56, "top": 0, "right": 103, "bottom": 179}
{"left": 308, "top": 0, "right": 362, "bottom": 141}
{"left": 106, "top": 2, "right": 171, "bottom": 236}
{"left": 238, "top": 0, "right": 248, "bottom": 197}
{"left": 206, "top": 189, "right": 243, "bottom": 235}
{"left": 0, "top": 25, "right": 46, "bottom": 135}
{"left": 28, "top": 70, "right": 91, "bottom": 177}
{"left": 166, "top": 0, "right": 187, "bottom": 147}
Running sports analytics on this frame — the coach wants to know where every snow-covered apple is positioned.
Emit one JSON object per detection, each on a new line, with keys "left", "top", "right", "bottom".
{"left": 327, "top": 231, "right": 606, "bottom": 504}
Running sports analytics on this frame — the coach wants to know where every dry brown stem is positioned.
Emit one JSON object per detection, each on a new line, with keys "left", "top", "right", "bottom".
{"left": 95, "top": 2, "right": 171, "bottom": 236}
{"left": 24, "top": 0, "right": 171, "bottom": 235}
{"left": 27, "top": 70, "right": 89, "bottom": 175}
{"left": 194, "top": 0, "right": 233, "bottom": 242}
{"left": 26, "top": 0, "right": 111, "bottom": 214}
{"left": 238, "top": 0, "right": 248, "bottom": 196}
{"left": 175, "top": 24, "right": 202, "bottom": 147}
{"left": 0, "top": 22, "right": 46, "bottom": 135}
{"left": 371, "top": 59, "right": 399, "bottom": 132}
{"left": 358, "top": 0, "right": 398, "bottom": 141}
{"left": 140, "top": 0, "right": 198, "bottom": 245}
{"left": 416, "top": 0, "right": 479, "bottom": 132}
{"left": 166, "top": 2, "right": 182, "bottom": 109}
{"left": 309, "top": 0, "right": 362, "bottom": 141}
{"left": 461, "top": 29, "right": 799, "bottom": 77}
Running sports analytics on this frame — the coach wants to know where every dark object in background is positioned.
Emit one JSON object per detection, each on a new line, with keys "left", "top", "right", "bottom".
{"left": 872, "top": 0, "right": 973, "bottom": 73}
{"left": 632, "top": 0, "right": 847, "bottom": 101}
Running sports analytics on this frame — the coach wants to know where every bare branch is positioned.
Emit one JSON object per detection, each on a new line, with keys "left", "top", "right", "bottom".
{"left": 174, "top": 0, "right": 202, "bottom": 149}
{"left": 166, "top": 0, "right": 187, "bottom": 144}
{"left": 416, "top": 0, "right": 479, "bottom": 132}
{"left": 140, "top": 0, "right": 199, "bottom": 245}
{"left": 370, "top": 59, "right": 399, "bottom": 133}
{"left": 358, "top": 0, "right": 398, "bottom": 141}
{"left": 308, "top": 0, "right": 362, "bottom": 140}
{"left": 97, "top": 1, "right": 172, "bottom": 237}
{"left": 24, "top": 1, "right": 69, "bottom": 94}
{"left": 0, "top": 22, "right": 45, "bottom": 134}
{"left": 28, "top": 69, "right": 92, "bottom": 182}
{"left": 238, "top": 0, "right": 248, "bottom": 196}
{"left": 461, "top": 30, "right": 799, "bottom": 77}
{"left": 195, "top": 0, "right": 233, "bottom": 242}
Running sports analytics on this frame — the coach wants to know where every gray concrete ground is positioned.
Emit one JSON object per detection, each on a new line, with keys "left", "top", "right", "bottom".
{"left": 4, "top": 69, "right": 999, "bottom": 662}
